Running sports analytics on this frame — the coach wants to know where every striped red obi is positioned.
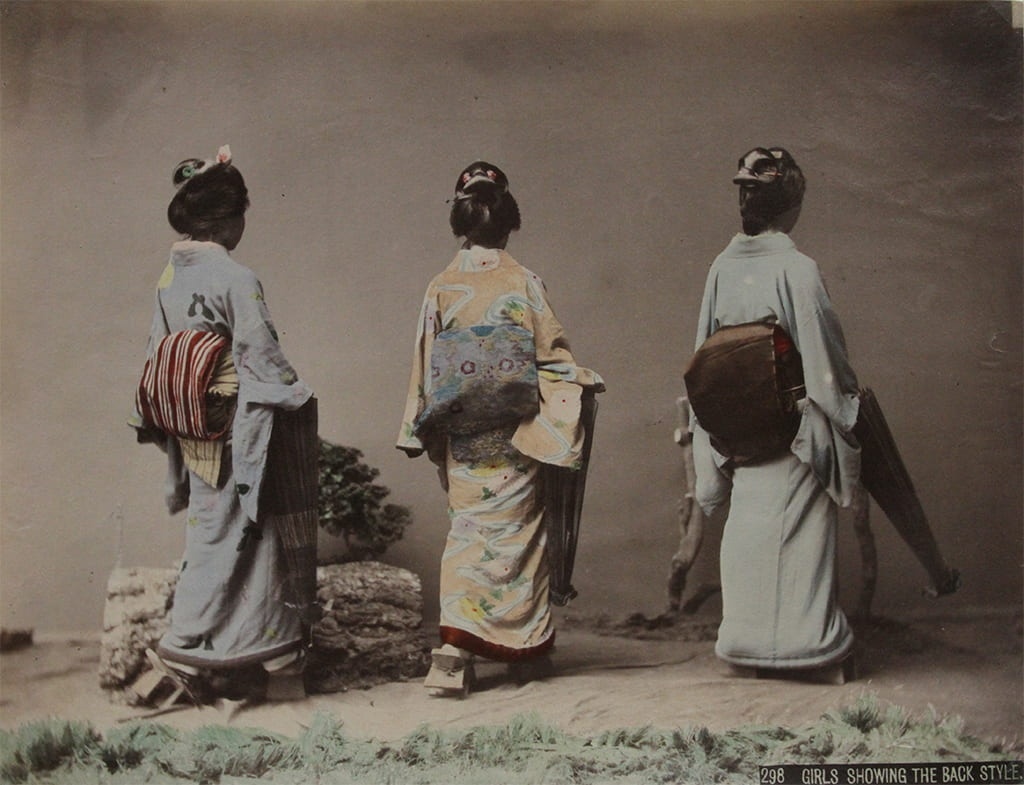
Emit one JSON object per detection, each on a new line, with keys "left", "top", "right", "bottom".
{"left": 137, "top": 329, "right": 231, "bottom": 440}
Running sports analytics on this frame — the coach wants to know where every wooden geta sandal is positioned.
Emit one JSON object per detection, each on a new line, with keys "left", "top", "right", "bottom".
{"left": 424, "top": 646, "right": 475, "bottom": 698}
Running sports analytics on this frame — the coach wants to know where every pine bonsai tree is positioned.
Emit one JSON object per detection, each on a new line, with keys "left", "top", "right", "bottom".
{"left": 317, "top": 438, "right": 413, "bottom": 562}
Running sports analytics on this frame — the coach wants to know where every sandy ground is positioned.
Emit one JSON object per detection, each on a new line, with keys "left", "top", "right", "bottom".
{"left": 1, "top": 609, "right": 1020, "bottom": 751}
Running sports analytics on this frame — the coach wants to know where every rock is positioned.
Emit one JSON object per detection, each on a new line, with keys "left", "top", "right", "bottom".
{"left": 98, "top": 566, "right": 177, "bottom": 692}
{"left": 307, "top": 561, "right": 431, "bottom": 693}
{"left": 98, "top": 561, "right": 430, "bottom": 696}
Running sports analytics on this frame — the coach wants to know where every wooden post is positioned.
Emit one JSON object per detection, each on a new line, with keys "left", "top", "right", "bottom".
{"left": 667, "top": 397, "right": 710, "bottom": 614}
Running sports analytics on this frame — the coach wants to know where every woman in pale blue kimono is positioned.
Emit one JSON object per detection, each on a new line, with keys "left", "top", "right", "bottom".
{"left": 689, "top": 148, "right": 861, "bottom": 679}
{"left": 130, "top": 147, "right": 317, "bottom": 704}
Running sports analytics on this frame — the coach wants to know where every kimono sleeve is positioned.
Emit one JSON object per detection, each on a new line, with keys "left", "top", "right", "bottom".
{"left": 784, "top": 258, "right": 861, "bottom": 506}
{"left": 396, "top": 285, "right": 443, "bottom": 459}
{"left": 226, "top": 269, "right": 313, "bottom": 522}
{"left": 228, "top": 273, "right": 313, "bottom": 409}
{"left": 511, "top": 273, "right": 604, "bottom": 468}
{"left": 783, "top": 259, "right": 860, "bottom": 432}
{"left": 129, "top": 271, "right": 187, "bottom": 514}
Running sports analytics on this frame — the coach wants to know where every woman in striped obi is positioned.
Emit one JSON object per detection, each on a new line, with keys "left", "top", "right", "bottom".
{"left": 129, "top": 146, "right": 318, "bottom": 705}
{"left": 398, "top": 162, "right": 603, "bottom": 696}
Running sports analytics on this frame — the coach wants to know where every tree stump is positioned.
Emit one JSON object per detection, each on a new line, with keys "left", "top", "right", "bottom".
{"left": 98, "top": 561, "right": 430, "bottom": 699}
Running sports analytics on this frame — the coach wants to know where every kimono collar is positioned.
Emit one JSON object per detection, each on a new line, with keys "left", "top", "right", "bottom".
{"left": 724, "top": 231, "right": 797, "bottom": 257}
{"left": 169, "top": 240, "right": 230, "bottom": 266}
{"left": 452, "top": 245, "right": 504, "bottom": 272}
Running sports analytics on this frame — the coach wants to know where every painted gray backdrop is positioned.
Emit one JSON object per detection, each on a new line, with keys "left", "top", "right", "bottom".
{"left": 1, "top": 1, "right": 1021, "bottom": 635}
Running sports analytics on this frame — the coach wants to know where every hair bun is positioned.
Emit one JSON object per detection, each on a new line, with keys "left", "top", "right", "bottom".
{"left": 454, "top": 161, "right": 510, "bottom": 201}
{"left": 171, "top": 145, "right": 233, "bottom": 189}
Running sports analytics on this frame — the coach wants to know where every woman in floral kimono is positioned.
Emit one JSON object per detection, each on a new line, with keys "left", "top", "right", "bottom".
{"left": 398, "top": 162, "right": 602, "bottom": 695}
{"left": 130, "top": 147, "right": 318, "bottom": 705}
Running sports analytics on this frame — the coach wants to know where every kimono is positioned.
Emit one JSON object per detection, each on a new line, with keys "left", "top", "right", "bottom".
{"left": 690, "top": 231, "right": 861, "bottom": 670}
{"left": 398, "top": 246, "right": 602, "bottom": 661}
{"left": 130, "top": 240, "right": 314, "bottom": 670}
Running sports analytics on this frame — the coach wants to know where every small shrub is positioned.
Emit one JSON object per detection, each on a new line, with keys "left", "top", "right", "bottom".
{"left": 318, "top": 439, "right": 413, "bottom": 561}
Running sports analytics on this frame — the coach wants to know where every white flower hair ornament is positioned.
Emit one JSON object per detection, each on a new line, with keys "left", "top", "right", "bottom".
{"left": 172, "top": 145, "right": 233, "bottom": 188}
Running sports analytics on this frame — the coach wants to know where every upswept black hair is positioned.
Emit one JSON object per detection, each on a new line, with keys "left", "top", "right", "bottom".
{"left": 167, "top": 162, "right": 249, "bottom": 238}
{"left": 738, "top": 147, "right": 805, "bottom": 236}
{"left": 449, "top": 161, "right": 521, "bottom": 248}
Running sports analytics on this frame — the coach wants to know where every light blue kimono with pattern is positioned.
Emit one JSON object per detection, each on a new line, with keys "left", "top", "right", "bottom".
{"left": 131, "top": 240, "right": 313, "bottom": 668}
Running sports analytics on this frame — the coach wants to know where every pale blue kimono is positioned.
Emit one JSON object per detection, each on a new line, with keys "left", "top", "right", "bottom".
{"left": 131, "top": 241, "right": 313, "bottom": 669}
{"left": 690, "top": 231, "right": 861, "bottom": 669}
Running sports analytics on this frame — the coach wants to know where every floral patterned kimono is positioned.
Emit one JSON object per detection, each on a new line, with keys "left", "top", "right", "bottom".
{"left": 398, "top": 246, "right": 602, "bottom": 661}
{"left": 130, "top": 240, "right": 314, "bottom": 670}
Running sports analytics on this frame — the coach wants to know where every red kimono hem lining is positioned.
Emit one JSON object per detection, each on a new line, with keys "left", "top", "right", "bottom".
{"left": 440, "top": 626, "right": 555, "bottom": 662}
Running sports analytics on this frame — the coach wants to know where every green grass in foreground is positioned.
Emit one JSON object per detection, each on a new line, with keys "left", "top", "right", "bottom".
{"left": 0, "top": 695, "right": 1018, "bottom": 784}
